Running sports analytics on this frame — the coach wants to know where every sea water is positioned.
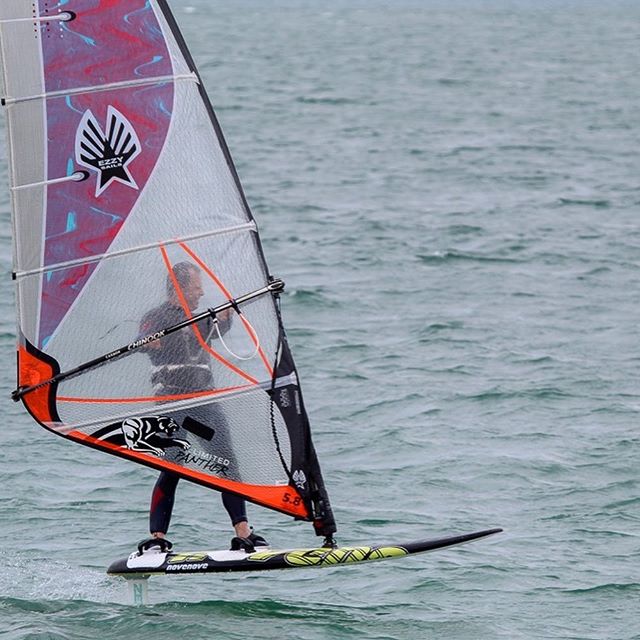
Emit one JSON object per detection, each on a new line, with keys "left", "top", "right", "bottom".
{"left": 0, "top": 1, "right": 638, "bottom": 638}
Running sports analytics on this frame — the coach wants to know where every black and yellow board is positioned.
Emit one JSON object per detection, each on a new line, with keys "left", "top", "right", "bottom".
{"left": 107, "top": 528, "right": 502, "bottom": 577}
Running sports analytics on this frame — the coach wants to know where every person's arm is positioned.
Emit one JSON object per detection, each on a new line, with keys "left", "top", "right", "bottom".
{"left": 139, "top": 311, "right": 162, "bottom": 350}
{"left": 215, "top": 308, "right": 233, "bottom": 336}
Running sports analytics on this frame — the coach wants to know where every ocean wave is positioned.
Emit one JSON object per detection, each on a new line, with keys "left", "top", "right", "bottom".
{"left": 417, "top": 250, "right": 524, "bottom": 265}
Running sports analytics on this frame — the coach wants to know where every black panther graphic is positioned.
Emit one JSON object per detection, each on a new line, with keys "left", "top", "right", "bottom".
{"left": 91, "top": 416, "right": 191, "bottom": 458}
{"left": 121, "top": 416, "right": 190, "bottom": 457}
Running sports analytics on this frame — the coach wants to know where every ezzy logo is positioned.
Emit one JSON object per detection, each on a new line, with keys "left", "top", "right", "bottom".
{"left": 75, "top": 106, "right": 141, "bottom": 197}
{"left": 121, "top": 416, "right": 190, "bottom": 458}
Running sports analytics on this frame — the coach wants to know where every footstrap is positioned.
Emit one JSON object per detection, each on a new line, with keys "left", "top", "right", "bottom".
{"left": 230, "top": 536, "right": 255, "bottom": 553}
{"left": 137, "top": 537, "right": 173, "bottom": 556}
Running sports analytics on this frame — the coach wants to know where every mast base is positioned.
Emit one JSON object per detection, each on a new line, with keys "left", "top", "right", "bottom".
{"left": 322, "top": 535, "right": 338, "bottom": 549}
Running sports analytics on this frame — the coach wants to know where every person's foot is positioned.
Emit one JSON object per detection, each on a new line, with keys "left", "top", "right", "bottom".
{"left": 233, "top": 521, "right": 252, "bottom": 538}
{"left": 230, "top": 531, "right": 269, "bottom": 552}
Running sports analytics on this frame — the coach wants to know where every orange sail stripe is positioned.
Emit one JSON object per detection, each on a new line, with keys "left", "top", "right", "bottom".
{"left": 179, "top": 242, "right": 234, "bottom": 298}
{"left": 57, "top": 382, "right": 253, "bottom": 404}
{"left": 18, "top": 345, "right": 57, "bottom": 424}
{"left": 159, "top": 245, "right": 259, "bottom": 385}
{"left": 68, "top": 429, "right": 309, "bottom": 519}
{"left": 178, "top": 241, "right": 274, "bottom": 377}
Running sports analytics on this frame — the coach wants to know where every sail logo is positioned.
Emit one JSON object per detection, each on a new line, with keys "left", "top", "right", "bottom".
{"left": 279, "top": 388, "right": 291, "bottom": 408}
{"left": 292, "top": 469, "right": 307, "bottom": 490}
{"left": 75, "top": 106, "right": 142, "bottom": 197}
{"left": 90, "top": 416, "right": 192, "bottom": 458}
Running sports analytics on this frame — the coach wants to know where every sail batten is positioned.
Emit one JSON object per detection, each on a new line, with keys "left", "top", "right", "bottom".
{"left": 51, "top": 373, "right": 299, "bottom": 433}
{"left": 0, "top": 15, "right": 72, "bottom": 25}
{"left": 1, "top": 0, "right": 336, "bottom": 537}
{"left": 15, "top": 222, "right": 258, "bottom": 279}
{"left": 11, "top": 172, "right": 86, "bottom": 192}
{"left": 2, "top": 73, "right": 198, "bottom": 105}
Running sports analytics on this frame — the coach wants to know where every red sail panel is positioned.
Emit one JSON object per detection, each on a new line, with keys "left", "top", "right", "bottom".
{"left": 39, "top": 1, "right": 174, "bottom": 346}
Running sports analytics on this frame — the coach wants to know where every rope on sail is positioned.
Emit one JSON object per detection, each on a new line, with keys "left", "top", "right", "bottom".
{"left": 269, "top": 296, "right": 293, "bottom": 482}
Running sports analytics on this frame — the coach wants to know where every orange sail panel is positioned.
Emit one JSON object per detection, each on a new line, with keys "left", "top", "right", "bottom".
{"left": 18, "top": 344, "right": 60, "bottom": 425}
{"left": 69, "top": 430, "right": 310, "bottom": 519}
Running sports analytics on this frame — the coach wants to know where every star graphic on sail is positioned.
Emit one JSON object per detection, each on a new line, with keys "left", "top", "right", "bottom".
{"left": 75, "top": 106, "right": 142, "bottom": 197}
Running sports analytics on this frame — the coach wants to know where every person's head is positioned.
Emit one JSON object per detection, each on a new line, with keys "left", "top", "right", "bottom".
{"left": 167, "top": 262, "right": 204, "bottom": 311}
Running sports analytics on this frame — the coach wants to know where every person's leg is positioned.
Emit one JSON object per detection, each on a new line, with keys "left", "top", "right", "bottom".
{"left": 150, "top": 471, "right": 180, "bottom": 537}
{"left": 221, "top": 492, "right": 250, "bottom": 537}
{"left": 223, "top": 492, "right": 269, "bottom": 548}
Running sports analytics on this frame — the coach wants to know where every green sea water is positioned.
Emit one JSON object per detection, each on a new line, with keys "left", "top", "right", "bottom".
{"left": 0, "top": 1, "right": 638, "bottom": 638}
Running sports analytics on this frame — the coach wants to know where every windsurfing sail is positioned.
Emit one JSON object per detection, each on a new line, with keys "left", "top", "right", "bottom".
{"left": 0, "top": 1, "right": 336, "bottom": 538}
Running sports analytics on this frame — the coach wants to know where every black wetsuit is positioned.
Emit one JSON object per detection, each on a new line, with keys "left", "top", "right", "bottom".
{"left": 141, "top": 302, "right": 247, "bottom": 533}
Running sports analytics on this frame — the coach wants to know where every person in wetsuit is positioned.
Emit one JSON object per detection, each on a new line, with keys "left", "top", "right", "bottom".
{"left": 140, "top": 261, "right": 268, "bottom": 552}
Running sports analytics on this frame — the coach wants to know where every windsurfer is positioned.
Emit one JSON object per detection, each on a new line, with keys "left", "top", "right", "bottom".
{"left": 139, "top": 261, "right": 268, "bottom": 552}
